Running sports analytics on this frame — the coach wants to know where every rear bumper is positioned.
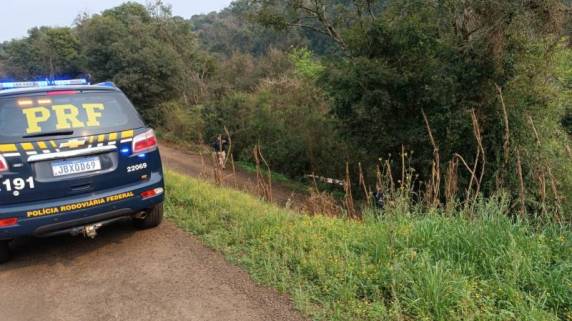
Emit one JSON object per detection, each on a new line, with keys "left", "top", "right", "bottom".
{"left": 0, "top": 171, "right": 164, "bottom": 240}
{"left": 33, "top": 208, "right": 134, "bottom": 238}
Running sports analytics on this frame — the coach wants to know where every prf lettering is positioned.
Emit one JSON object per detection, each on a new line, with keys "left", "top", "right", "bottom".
{"left": 22, "top": 103, "right": 105, "bottom": 134}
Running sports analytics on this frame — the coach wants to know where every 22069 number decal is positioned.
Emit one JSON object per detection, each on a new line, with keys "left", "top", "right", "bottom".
{"left": 127, "top": 163, "right": 147, "bottom": 173}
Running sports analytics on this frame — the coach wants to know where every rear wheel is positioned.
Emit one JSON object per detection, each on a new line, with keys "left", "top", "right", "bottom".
{"left": 133, "top": 203, "right": 163, "bottom": 229}
{"left": 0, "top": 240, "right": 11, "bottom": 264}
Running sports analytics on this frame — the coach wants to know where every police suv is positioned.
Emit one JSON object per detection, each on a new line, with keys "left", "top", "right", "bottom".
{"left": 0, "top": 79, "right": 165, "bottom": 263}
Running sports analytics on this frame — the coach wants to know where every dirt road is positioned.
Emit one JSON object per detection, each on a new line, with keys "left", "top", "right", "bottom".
{"left": 159, "top": 143, "right": 307, "bottom": 208}
{"left": 0, "top": 145, "right": 306, "bottom": 321}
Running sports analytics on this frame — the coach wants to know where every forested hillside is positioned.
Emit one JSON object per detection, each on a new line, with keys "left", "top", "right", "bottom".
{"left": 1, "top": 0, "right": 572, "bottom": 222}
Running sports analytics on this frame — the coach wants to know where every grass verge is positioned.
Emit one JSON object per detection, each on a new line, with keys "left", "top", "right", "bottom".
{"left": 165, "top": 170, "right": 572, "bottom": 321}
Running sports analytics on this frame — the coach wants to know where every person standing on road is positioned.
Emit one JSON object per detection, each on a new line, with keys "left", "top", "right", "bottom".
{"left": 211, "top": 135, "right": 229, "bottom": 169}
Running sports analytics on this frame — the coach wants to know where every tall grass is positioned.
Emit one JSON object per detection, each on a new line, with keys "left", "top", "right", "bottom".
{"left": 165, "top": 171, "right": 572, "bottom": 321}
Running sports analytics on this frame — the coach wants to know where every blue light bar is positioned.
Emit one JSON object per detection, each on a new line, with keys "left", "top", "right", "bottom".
{"left": 53, "top": 79, "right": 88, "bottom": 86}
{"left": 0, "top": 78, "right": 89, "bottom": 91}
{"left": 0, "top": 81, "right": 48, "bottom": 90}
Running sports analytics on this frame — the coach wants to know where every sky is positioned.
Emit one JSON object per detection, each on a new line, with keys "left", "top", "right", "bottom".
{"left": 0, "top": 0, "right": 233, "bottom": 42}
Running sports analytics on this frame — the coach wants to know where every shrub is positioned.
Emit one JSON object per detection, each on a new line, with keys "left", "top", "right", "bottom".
{"left": 149, "top": 101, "right": 205, "bottom": 145}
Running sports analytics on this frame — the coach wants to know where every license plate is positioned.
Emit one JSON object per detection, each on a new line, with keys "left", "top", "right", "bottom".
{"left": 52, "top": 156, "right": 102, "bottom": 177}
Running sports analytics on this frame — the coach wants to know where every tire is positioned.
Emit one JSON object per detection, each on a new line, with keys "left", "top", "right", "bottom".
{"left": 0, "top": 240, "right": 11, "bottom": 264}
{"left": 133, "top": 203, "right": 163, "bottom": 229}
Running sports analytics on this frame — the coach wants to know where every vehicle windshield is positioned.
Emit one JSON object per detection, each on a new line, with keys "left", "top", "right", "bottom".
{"left": 0, "top": 90, "right": 144, "bottom": 142}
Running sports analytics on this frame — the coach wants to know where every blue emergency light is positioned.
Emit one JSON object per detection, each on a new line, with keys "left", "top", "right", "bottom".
{"left": 96, "top": 81, "right": 116, "bottom": 88}
{"left": 0, "top": 78, "right": 89, "bottom": 91}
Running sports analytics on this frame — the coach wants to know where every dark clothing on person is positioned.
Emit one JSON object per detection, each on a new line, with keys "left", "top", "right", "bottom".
{"left": 373, "top": 191, "right": 385, "bottom": 209}
{"left": 211, "top": 139, "right": 229, "bottom": 152}
{"left": 211, "top": 137, "right": 229, "bottom": 169}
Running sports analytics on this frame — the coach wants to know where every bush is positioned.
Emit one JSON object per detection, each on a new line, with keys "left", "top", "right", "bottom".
{"left": 149, "top": 101, "right": 205, "bottom": 145}
{"left": 203, "top": 75, "right": 349, "bottom": 178}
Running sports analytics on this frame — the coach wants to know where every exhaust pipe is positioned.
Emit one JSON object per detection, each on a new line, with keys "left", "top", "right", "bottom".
{"left": 83, "top": 223, "right": 103, "bottom": 239}
{"left": 132, "top": 211, "right": 147, "bottom": 220}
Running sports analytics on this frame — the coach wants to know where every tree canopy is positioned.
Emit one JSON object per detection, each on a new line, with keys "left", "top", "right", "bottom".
{"left": 1, "top": 0, "right": 571, "bottom": 219}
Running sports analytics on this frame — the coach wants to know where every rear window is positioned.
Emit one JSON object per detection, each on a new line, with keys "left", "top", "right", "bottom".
{"left": 0, "top": 90, "right": 144, "bottom": 142}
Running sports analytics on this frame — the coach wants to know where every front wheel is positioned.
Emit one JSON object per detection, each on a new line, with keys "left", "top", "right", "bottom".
{"left": 133, "top": 203, "right": 164, "bottom": 229}
{"left": 0, "top": 240, "right": 12, "bottom": 264}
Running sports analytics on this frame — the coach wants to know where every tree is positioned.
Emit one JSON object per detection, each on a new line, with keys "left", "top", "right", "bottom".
{"left": 76, "top": 1, "right": 210, "bottom": 115}
{"left": 250, "top": 0, "right": 387, "bottom": 51}
{"left": 251, "top": 0, "right": 572, "bottom": 214}
{"left": 1, "top": 27, "right": 83, "bottom": 80}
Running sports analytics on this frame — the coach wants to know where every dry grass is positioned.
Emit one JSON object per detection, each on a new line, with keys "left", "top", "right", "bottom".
{"left": 304, "top": 190, "right": 342, "bottom": 217}
{"left": 358, "top": 162, "right": 371, "bottom": 205}
{"left": 343, "top": 162, "right": 358, "bottom": 218}
{"left": 444, "top": 158, "right": 459, "bottom": 211}
{"left": 422, "top": 109, "right": 440, "bottom": 207}
{"left": 253, "top": 144, "right": 273, "bottom": 202}
{"left": 515, "top": 147, "right": 526, "bottom": 218}
{"left": 303, "top": 174, "right": 343, "bottom": 217}
{"left": 496, "top": 83, "right": 511, "bottom": 164}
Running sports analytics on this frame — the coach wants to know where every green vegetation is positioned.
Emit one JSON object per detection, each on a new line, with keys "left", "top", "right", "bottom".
{"left": 252, "top": 0, "right": 572, "bottom": 217}
{"left": 166, "top": 171, "right": 572, "bottom": 321}
{"left": 1, "top": 0, "right": 572, "bottom": 220}
{"left": 1, "top": 2, "right": 570, "bottom": 319}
